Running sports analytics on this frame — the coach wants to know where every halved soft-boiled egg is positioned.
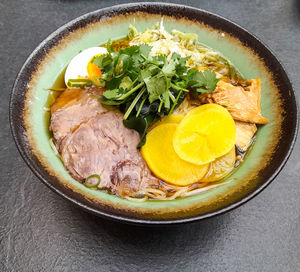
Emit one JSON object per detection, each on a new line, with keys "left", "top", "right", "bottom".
{"left": 64, "top": 47, "right": 108, "bottom": 86}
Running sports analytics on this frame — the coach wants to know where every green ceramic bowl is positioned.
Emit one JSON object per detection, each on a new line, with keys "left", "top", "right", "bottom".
{"left": 10, "top": 3, "right": 298, "bottom": 225}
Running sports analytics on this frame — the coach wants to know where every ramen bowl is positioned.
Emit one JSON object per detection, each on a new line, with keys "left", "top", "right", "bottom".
{"left": 10, "top": 3, "right": 298, "bottom": 225}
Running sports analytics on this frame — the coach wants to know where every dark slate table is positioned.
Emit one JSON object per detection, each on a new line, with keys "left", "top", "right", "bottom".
{"left": 1, "top": 0, "right": 299, "bottom": 271}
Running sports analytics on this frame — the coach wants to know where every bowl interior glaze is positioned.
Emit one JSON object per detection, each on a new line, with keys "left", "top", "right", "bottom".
{"left": 10, "top": 3, "right": 298, "bottom": 225}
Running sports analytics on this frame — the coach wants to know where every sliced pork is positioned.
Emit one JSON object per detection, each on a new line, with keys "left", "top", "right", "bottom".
{"left": 60, "top": 111, "right": 160, "bottom": 196}
{"left": 50, "top": 88, "right": 160, "bottom": 197}
{"left": 50, "top": 87, "right": 108, "bottom": 150}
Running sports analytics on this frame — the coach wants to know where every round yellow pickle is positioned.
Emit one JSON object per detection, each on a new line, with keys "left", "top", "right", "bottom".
{"left": 173, "top": 104, "right": 236, "bottom": 165}
{"left": 141, "top": 123, "right": 209, "bottom": 186}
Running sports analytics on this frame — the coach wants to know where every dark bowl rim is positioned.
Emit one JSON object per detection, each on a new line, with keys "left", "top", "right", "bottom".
{"left": 9, "top": 2, "right": 299, "bottom": 226}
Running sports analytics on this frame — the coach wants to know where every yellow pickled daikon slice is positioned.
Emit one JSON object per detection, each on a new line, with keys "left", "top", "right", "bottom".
{"left": 173, "top": 104, "right": 236, "bottom": 165}
{"left": 141, "top": 123, "right": 209, "bottom": 186}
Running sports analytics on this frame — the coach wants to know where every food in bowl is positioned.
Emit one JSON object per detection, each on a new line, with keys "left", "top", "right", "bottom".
{"left": 47, "top": 22, "right": 268, "bottom": 201}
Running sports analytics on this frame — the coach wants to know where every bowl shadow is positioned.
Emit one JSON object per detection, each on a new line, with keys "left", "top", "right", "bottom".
{"left": 76, "top": 206, "right": 234, "bottom": 254}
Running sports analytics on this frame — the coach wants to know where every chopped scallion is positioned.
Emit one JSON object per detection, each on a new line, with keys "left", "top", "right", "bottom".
{"left": 67, "top": 79, "right": 92, "bottom": 88}
{"left": 84, "top": 174, "right": 101, "bottom": 188}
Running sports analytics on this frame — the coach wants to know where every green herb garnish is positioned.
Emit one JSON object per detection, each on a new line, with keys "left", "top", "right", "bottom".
{"left": 90, "top": 44, "right": 220, "bottom": 147}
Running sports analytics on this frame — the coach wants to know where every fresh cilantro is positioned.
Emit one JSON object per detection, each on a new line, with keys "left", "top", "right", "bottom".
{"left": 90, "top": 44, "right": 219, "bottom": 147}
{"left": 92, "top": 54, "right": 112, "bottom": 69}
{"left": 119, "top": 76, "right": 132, "bottom": 90}
{"left": 102, "top": 89, "right": 121, "bottom": 99}
{"left": 162, "top": 59, "right": 176, "bottom": 77}
{"left": 144, "top": 75, "right": 167, "bottom": 103}
{"left": 139, "top": 44, "right": 152, "bottom": 58}
{"left": 188, "top": 69, "right": 220, "bottom": 93}
{"left": 140, "top": 69, "right": 152, "bottom": 81}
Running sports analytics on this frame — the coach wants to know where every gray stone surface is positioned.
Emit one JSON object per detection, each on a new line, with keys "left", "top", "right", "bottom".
{"left": 1, "top": 0, "right": 299, "bottom": 271}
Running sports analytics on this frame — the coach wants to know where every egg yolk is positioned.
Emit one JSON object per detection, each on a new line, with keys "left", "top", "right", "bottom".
{"left": 87, "top": 62, "right": 102, "bottom": 79}
{"left": 87, "top": 54, "right": 104, "bottom": 80}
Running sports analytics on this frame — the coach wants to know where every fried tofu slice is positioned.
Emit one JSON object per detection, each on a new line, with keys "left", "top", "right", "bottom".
{"left": 200, "top": 78, "right": 268, "bottom": 124}
{"left": 235, "top": 121, "right": 257, "bottom": 150}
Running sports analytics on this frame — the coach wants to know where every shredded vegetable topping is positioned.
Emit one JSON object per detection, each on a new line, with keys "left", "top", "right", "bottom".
{"left": 129, "top": 21, "right": 243, "bottom": 80}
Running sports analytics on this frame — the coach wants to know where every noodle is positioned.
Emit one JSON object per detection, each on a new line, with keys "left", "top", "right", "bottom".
{"left": 182, "top": 182, "right": 230, "bottom": 197}
{"left": 125, "top": 196, "right": 148, "bottom": 202}
{"left": 163, "top": 187, "right": 189, "bottom": 200}
{"left": 124, "top": 181, "right": 227, "bottom": 201}
{"left": 145, "top": 187, "right": 166, "bottom": 197}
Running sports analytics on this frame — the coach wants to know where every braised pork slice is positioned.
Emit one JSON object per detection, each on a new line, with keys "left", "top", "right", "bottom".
{"left": 199, "top": 78, "right": 268, "bottom": 124}
{"left": 50, "top": 87, "right": 108, "bottom": 150}
{"left": 50, "top": 88, "right": 161, "bottom": 197}
{"left": 60, "top": 111, "right": 160, "bottom": 196}
{"left": 235, "top": 121, "right": 257, "bottom": 150}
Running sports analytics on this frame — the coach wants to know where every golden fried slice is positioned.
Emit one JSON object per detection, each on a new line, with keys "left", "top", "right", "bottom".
{"left": 199, "top": 78, "right": 268, "bottom": 124}
{"left": 235, "top": 120, "right": 257, "bottom": 150}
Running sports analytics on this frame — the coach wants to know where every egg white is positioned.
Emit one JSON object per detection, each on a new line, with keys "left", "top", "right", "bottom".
{"left": 64, "top": 47, "right": 108, "bottom": 86}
